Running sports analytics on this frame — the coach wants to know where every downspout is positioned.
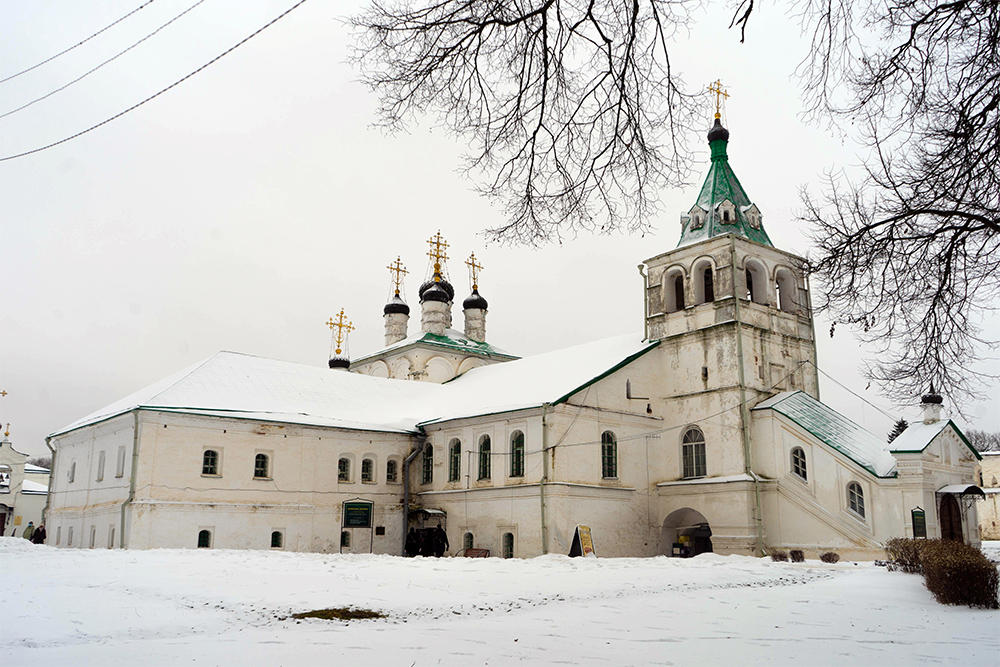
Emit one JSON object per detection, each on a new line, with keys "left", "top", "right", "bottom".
{"left": 539, "top": 403, "right": 551, "bottom": 555}
{"left": 637, "top": 264, "right": 649, "bottom": 342}
{"left": 729, "top": 236, "right": 766, "bottom": 555}
{"left": 401, "top": 431, "right": 427, "bottom": 556}
{"left": 120, "top": 409, "right": 142, "bottom": 549}
{"left": 43, "top": 436, "right": 55, "bottom": 531}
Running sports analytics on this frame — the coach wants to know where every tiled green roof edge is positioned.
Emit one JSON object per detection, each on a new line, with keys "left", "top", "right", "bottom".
{"left": 889, "top": 419, "right": 983, "bottom": 461}
{"left": 551, "top": 340, "right": 661, "bottom": 407}
{"left": 767, "top": 400, "right": 895, "bottom": 478}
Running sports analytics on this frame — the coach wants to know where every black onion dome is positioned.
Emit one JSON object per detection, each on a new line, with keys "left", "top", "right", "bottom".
{"left": 463, "top": 288, "right": 488, "bottom": 310}
{"left": 707, "top": 117, "right": 730, "bottom": 143}
{"left": 383, "top": 294, "right": 410, "bottom": 316}
{"left": 420, "top": 280, "right": 451, "bottom": 303}
{"left": 328, "top": 356, "right": 350, "bottom": 369}
{"left": 419, "top": 276, "right": 454, "bottom": 301}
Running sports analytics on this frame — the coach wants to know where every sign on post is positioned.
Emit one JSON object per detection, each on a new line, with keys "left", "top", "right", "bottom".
{"left": 344, "top": 501, "right": 373, "bottom": 528}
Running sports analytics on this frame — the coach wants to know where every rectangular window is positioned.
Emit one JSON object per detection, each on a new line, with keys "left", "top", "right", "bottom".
{"left": 361, "top": 458, "right": 374, "bottom": 483}
{"left": 422, "top": 446, "right": 433, "bottom": 485}
{"left": 68, "top": 527, "right": 73, "bottom": 546}
{"left": 478, "top": 437, "right": 491, "bottom": 480}
{"left": 115, "top": 446, "right": 126, "bottom": 478}
{"left": 56, "top": 526, "right": 61, "bottom": 545}
{"left": 386, "top": 459, "right": 398, "bottom": 484}
{"left": 254, "top": 453, "right": 270, "bottom": 479}
{"left": 108, "top": 526, "right": 115, "bottom": 549}
{"left": 682, "top": 442, "right": 706, "bottom": 478}
{"left": 96, "top": 451, "right": 106, "bottom": 482}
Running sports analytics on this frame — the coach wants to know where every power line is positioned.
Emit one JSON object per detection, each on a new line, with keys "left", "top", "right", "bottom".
{"left": 805, "top": 359, "right": 899, "bottom": 422}
{"left": 0, "top": 0, "right": 313, "bottom": 162}
{"left": 1, "top": 0, "right": 207, "bottom": 120}
{"left": 0, "top": 1, "right": 158, "bottom": 84}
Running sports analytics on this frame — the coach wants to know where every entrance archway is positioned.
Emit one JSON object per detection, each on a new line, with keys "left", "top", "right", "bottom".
{"left": 660, "top": 508, "right": 713, "bottom": 557}
{"left": 939, "top": 494, "right": 962, "bottom": 541}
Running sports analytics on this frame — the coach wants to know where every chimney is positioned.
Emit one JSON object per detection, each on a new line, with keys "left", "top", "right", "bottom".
{"left": 921, "top": 385, "right": 943, "bottom": 424}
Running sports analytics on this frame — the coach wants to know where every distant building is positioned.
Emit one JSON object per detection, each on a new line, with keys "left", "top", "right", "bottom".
{"left": 976, "top": 452, "right": 1000, "bottom": 539}
{"left": 45, "top": 116, "right": 983, "bottom": 559}
{"left": 1, "top": 429, "right": 50, "bottom": 537}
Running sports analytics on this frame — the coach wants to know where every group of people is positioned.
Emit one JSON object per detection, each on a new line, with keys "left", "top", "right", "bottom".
{"left": 405, "top": 524, "right": 449, "bottom": 557}
{"left": 21, "top": 521, "right": 46, "bottom": 544}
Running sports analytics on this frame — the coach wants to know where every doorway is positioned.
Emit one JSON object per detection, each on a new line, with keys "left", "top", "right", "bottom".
{"left": 660, "top": 507, "right": 713, "bottom": 557}
{"left": 939, "top": 494, "right": 962, "bottom": 541}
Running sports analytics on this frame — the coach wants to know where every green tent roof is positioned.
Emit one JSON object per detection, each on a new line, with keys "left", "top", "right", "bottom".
{"left": 677, "top": 118, "right": 773, "bottom": 248}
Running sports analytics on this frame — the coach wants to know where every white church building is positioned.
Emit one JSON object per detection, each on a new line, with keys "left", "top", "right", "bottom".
{"left": 44, "top": 117, "right": 983, "bottom": 559}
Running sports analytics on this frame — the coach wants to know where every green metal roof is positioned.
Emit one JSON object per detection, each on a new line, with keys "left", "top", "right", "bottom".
{"left": 677, "top": 120, "right": 773, "bottom": 248}
{"left": 352, "top": 329, "right": 518, "bottom": 366}
{"left": 753, "top": 391, "right": 897, "bottom": 477}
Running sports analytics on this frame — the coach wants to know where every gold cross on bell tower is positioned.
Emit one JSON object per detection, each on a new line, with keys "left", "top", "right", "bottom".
{"left": 426, "top": 231, "right": 449, "bottom": 282}
{"left": 708, "top": 79, "right": 729, "bottom": 119}
{"left": 326, "top": 309, "right": 354, "bottom": 356}
{"left": 466, "top": 252, "right": 483, "bottom": 291}
{"left": 387, "top": 256, "right": 408, "bottom": 297}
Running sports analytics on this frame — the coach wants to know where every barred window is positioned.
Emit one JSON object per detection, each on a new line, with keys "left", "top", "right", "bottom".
{"left": 386, "top": 459, "right": 398, "bottom": 484}
{"left": 362, "top": 458, "right": 374, "bottom": 483}
{"left": 271, "top": 531, "right": 283, "bottom": 548}
{"left": 449, "top": 439, "right": 462, "bottom": 482}
{"left": 682, "top": 427, "right": 706, "bottom": 478}
{"left": 478, "top": 435, "right": 491, "bottom": 480}
{"left": 202, "top": 450, "right": 219, "bottom": 476}
{"left": 791, "top": 447, "right": 807, "bottom": 480}
{"left": 510, "top": 431, "right": 525, "bottom": 478}
{"left": 502, "top": 532, "right": 514, "bottom": 559}
{"left": 338, "top": 457, "right": 350, "bottom": 482}
{"left": 463, "top": 532, "right": 474, "bottom": 550}
{"left": 601, "top": 431, "right": 617, "bottom": 479}
{"left": 197, "top": 530, "right": 212, "bottom": 548}
{"left": 254, "top": 453, "right": 269, "bottom": 479}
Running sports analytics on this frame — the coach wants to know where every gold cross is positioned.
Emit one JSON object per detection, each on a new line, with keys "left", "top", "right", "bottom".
{"left": 0, "top": 389, "right": 7, "bottom": 397}
{"left": 387, "top": 256, "right": 408, "bottom": 296}
{"left": 426, "top": 230, "right": 449, "bottom": 279}
{"left": 327, "top": 309, "right": 354, "bottom": 355}
{"left": 3, "top": 423, "right": 8, "bottom": 437}
{"left": 708, "top": 79, "right": 729, "bottom": 119}
{"left": 465, "top": 252, "right": 483, "bottom": 291}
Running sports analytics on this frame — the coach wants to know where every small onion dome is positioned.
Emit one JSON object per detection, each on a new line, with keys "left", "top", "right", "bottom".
{"left": 921, "top": 385, "right": 943, "bottom": 404}
{"left": 328, "top": 355, "right": 350, "bottom": 370}
{"left": 384, "top": 294, "right": 410, "bottom": 316}
{"left": 420, "top": 280, "right": 452, "bottom": 303}
{"left": 463, "top": 288, "right": 488, "bottom": 310}
{"left": 418, "top": 276, "right": 455, "bottom": 301}
{"left": 707, "top": 117, "right": 730, "bottom": 143}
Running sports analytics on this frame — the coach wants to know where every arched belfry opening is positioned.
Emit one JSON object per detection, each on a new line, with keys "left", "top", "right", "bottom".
{"left": 775, "top": 268, "right": 798, "bottom": 313}
{"left": 664, "top": 269, "right": 686, "bottom": 313}
{"left": 692, "top": 259, "right": 715, "bottom": 304}
{"left": 659, "top": 508, "right": 713, "bottom": 557}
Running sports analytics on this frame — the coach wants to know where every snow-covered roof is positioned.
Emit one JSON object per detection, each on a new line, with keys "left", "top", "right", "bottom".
{"left": 51, "top": 352, "right": 443, "bottom": 437}
{"left": 352, "top": 328, "right": 518, "bottom": 365}
{"left": 51, "top": 335, "right": 658, "bottom": 438}
{"left": 889, "top": 420, "right": 981, "bottom": 460}
{"left": 21, "top": 479, "right": 48, "bottom": 494}
{"left": 753, "top": 391, "right": 898, "bottom": 477}
{"left": 419, "top": 334, "right": 658, "bottom": 426}
{"left": 24, "top": 464, "right": 50, "bottom": 474}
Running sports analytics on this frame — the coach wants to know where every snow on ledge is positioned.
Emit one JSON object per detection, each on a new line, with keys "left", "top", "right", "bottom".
{"left": 657, "top": 473, "right": 771, "bottom": 488}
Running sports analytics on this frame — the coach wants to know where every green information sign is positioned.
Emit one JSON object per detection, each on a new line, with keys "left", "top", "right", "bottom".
{"left": 344, "top": 501, "right": 373, "bottom": 528}
{"left": 911, "top": 507, "right": 927, "bottom": 539}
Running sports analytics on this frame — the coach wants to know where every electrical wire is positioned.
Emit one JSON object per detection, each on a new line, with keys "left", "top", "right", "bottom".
{"left": 0, "top": 0, "right": 312, "bottom": 162}
{"left": 803, "top": 359, "right": 899, "bottom": 422}
{"left": 0, "top": 1, "right": 158, "bottom": 84}
{"left": 1, "top": 0, "right": 207, "bottom": 120}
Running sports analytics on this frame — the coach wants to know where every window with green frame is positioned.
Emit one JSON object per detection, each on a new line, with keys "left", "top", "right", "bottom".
{"left": 601, "top": 431, "right": 617, "bottom": 479}
{"left": 478, "top": 435, "right": 491, "bottom": 480}
{"left": 422, "top": 444, "right": 434, "bottom": 484}
{"left": 510, "top": 431, "right": 525, "bottom": 477}
{"left": 449, "top": 439, "right": 461, "bottom": 482}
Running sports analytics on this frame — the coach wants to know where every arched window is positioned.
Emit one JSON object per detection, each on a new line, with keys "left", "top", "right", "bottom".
{"left": 361, "top": 458, "right": 374, "bottom": 483}
{"left": 338, "top": 457, "right": 350, "bottom": 482}
{"left": 202, "top": 450, "right": 218, "bottom": 476}
{"left": 791, "top": 447, "right": 807, "bottom": 480}
{"left": 682, "top": 427, "right": 706, "bottom": 479}
{"left": 254, "top": 454, "right": 269, "bottom": 479}
{"left": 502, "top": 532, "right": 515, "bottom": 559}
{"left": 601, "top": 431, "right": 617, "bottom": 479}
{"left": 664, "top": 269, "right": 685, "bottom": 313}
{"left": 271, "top": 531, "right": 283, "bottom": 549}
{"left": 775, "top": 268, "right": 797, "bottom": 312}
{"left": 745, "top": 260, "right": 767, "bottom": 304}
{"left": 702, "top": 266, "right": 714, "bottom": 303}
{"left": 478, "top": 436, "right": 492, "bottom": 480}
{"left": 386, "top": 459, "right": 398, "bottom": 484}
{"left": 463, "top": 532, "right": 474, "bottom": 550}
{"left": 847, "top": 482, "right": 865, "bottom": 518}
{"left": 197, "top": 530, "right": 212, "bottom": 548}
{"left": 449, "top": 439, "right": 462, "bottom": 482}
{"left": 510, "top": 431, "right": 525, "bottom": 477}
{"left": 422, "top": 444, "right": 434, "bottom": 484}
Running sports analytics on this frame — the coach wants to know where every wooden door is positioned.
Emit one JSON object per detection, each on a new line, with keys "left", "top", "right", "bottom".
{"left": 939, "top": 494, "right": 962, "bottom": 542}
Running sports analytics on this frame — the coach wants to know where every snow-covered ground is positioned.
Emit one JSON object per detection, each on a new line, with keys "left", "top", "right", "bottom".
{"left": 3, "top": 539, "right": 997, "bottom": 666}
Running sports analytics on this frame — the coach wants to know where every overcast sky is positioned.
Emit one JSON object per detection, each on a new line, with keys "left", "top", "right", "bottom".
{"left": 2, "top": 0, "right": 997, "bottom": 459}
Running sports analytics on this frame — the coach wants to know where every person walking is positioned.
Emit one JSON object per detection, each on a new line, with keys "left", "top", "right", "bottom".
{"left": 31, "top": 524, "right": 46, "bottom": 545}
{"left": 432, "top": 523, "right": 449, "bottom": 557}
{"left": 405, "top": 528, "right": 419, "bottom": 557}
{"left": 22, "top": 521, "right": 34, "bottom": 540}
